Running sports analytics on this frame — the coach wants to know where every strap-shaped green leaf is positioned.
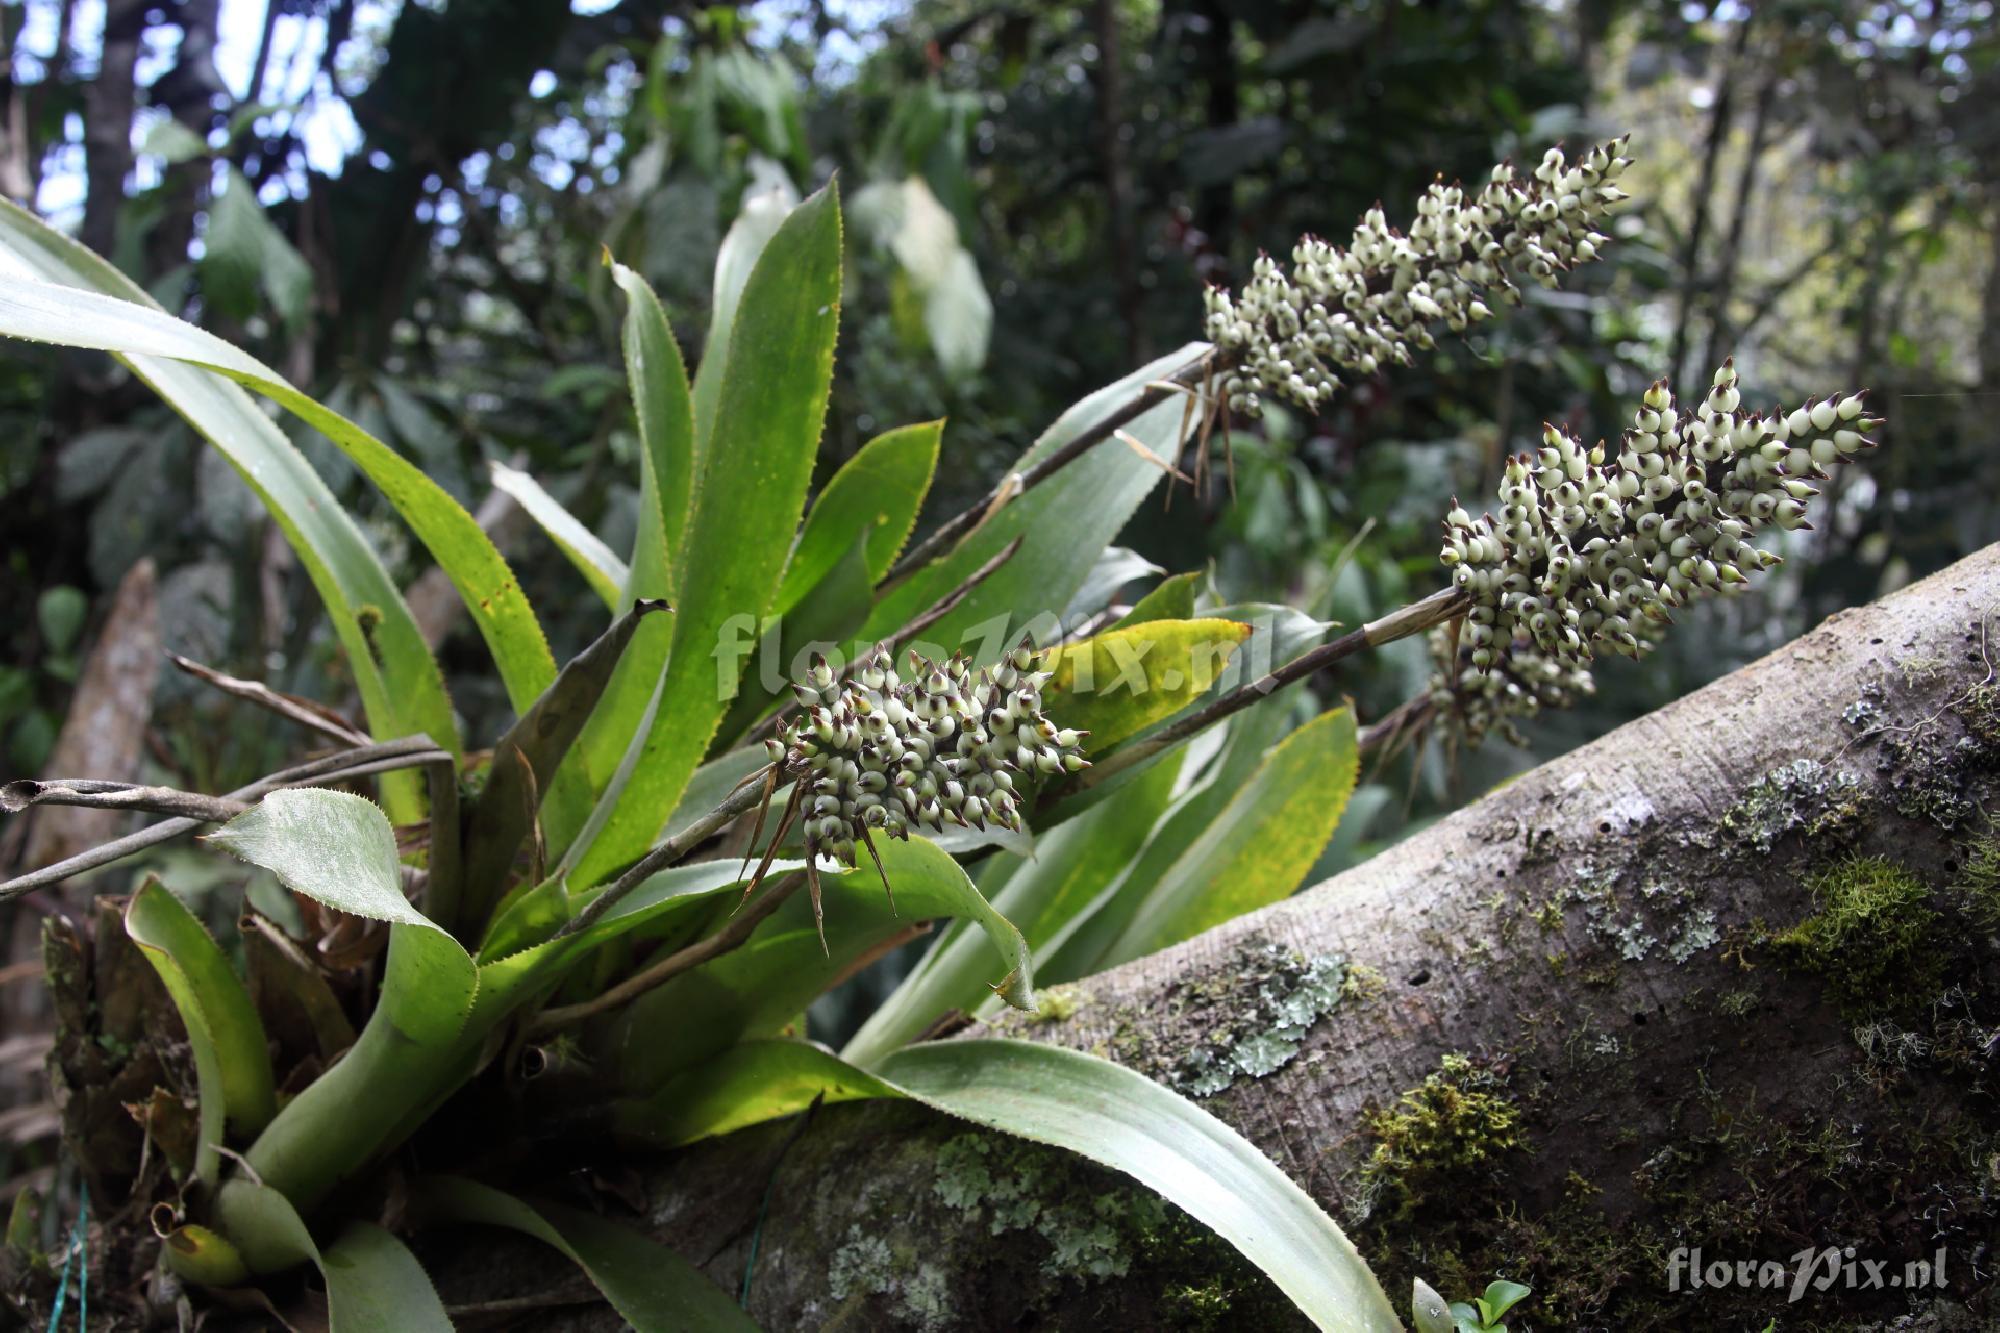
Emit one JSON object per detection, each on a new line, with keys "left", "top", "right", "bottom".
{"left": 616, "top": 1039, "right": 901, "bottom": 1147}
{"left": 609, "top": 258, "right": 697, "bottom": 605}
{"left": 412, "top": 1176, "right": 757, "bottom": 1331}
{"left": 772, "top": 420, "right": 941, "bottom": 618}
{"left": 1105, "top": 706, "right": 1360, "bottom": 966}
{"left": 879, "top": 1040, "right": 1401, "bottom": 1333}
{"left": 1112, "top": 570, "right": 1201, "bottom": 627}
{"left": 239, "top": 948, "right": 481, "bottom": 1208}
{"left": 1039, "top": 693, "right": 1297, "bottom": 985}
{"left": 488, "top": 461, "right": 628, "bottom": 609}
{"left": 1041, "top": 617, "right": 1253, "bottom": 752}
{"left": 460, "top": 599, "right": 672, "bottom": 939}
{"left": 1033, "top": 602, "right": 1331, "bottom": 832}
{"left": 614, "top": 835, "right": 1032, "bottom": 1089}
{"left": 858, "top": 343, "right": 1209, "bottom": 664}
{"left": 213, "top": 1182, "right": 452, "bottom": 1330}
{"left": 524, "top": 736, "right": 764, "bottom": 932}
{"left": 718, "top": 532, "right": 875, "bottom": 744}
{"left": 1064, "top": 545, "right": 1166, "bottom": 622}
{"left": 566, "top": 263, "right": 700, "bottom": 864}
{"left": 237, "top": 932, "right": 588, "bottom": 1212}
{"left": 691, "top": 184, "right": 798, "bottom": 450}
{"left": 319, "top": 1224, "right": 455, "bottom": 1331}
{"left": 614, "top": 1038, "right": 1400, "bottom": 1332}
{"left": 0, "top": 200, "right": 448, "bottom": 821}
{"left": 479, "top": 856, "right": 803, "bottom": 964}
{"left": 126, "top": 880, "right": 279, "bottom": 1186}
{"left": 843, "top": 749, "right": 1184, "bottom": 1067}
{"left": 574, "top": 184, "right": 843, "bottom": 886}
{"left": 0, "top": 274, "right": 559, "bottom": 727}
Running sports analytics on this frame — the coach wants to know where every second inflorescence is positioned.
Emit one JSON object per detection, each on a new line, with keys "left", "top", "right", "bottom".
{"left": 770, "top": 643, "right": 1089, "bottom": 869}
{"left": 1441, "top": 361, "right": 1882, "bottom": 680}
{"left": 1203, "top": 138, "right": 1633, "bottom": 418}
{"left": 1426, "top": 626, "right": 1599, "bottom": 752}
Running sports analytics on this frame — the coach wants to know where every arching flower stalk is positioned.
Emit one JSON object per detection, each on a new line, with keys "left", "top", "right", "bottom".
{"left": 1203, "top": 138, "right": 1633, "bottom": 418}
{"left": 1428, "top": 362, "right": 1884, "bottom": 747}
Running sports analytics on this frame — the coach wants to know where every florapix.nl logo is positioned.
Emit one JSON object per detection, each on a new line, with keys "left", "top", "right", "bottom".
{"left": 1667, "top": 1245, "right": 1948, "bottom": 1304}
{"left": 708, "top": 608, "right": 1265, "bottom": 704}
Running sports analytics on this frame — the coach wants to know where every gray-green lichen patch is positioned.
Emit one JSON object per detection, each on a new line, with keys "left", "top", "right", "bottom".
{"left": 1666, "top": 907, "right": 1719, "bottom": 962}
{"left": 795, "top": 1107, "right": 1302, "bottom": 1331}
{"left": 932, "top": 1134, "right": 1164, "bottom": 1281}
{"left": 1883, "top": 730, "right": 1983, "bottom": 829}
{"left": 1163, "top": 947, "right": 1346, "bottom": 1097}
{"left": 1720, "top": 758, "right": 1864, "bottom": 853}
{"left": 826, "top": 1224, "right": 954, "bottom": 1326}
{"left": 1565, "top": 862, "right": 1718, "bottom": 966}
{"left": 1716, "top": 985, "right": 1760, "bottom": 1016}
{"left": 1849, "top": 669, "right": 2000, "bottom": 831}
{"left": 829, "top": 1227, "right": 896, "bottom": 1302}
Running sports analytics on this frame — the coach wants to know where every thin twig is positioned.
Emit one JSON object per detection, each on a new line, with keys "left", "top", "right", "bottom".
{"left": 0, "top": 736, "right": 449, "bottom": 899}
{"left": 549, "top": 762, "right": 797, "bottom": 943}
{"left": 169, "top": 652, "right": 371, "bottom": 747}
{"left": 1357, "top": 692, "right": 1436, "bottom": 768}
{"left": 881, "top": 349, "right": 1219, "bottom": 588}
{"left": 528, "top": 872, "right": 806, "bottom": 1035}
{"left": 1, "top": 780, "right": 249, "bottom": 823}
{"left": 1076, "top": 586, "right": 1469, "bottom": 788}
{"left": 889, "top": 536, "right": 1024, "bottom": 646}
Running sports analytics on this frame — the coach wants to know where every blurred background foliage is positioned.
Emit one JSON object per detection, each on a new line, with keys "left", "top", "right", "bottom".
{"left": 0, "top": 0, "right": 1994, "bottom": 971}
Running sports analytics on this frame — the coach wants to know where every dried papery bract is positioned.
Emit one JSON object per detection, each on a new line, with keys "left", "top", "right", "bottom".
{"left": 1203, "top": 139, "right": 1633, "bottom": 418}
{"left": 1431, "top": 362, "right": 1883, "bottom": 746}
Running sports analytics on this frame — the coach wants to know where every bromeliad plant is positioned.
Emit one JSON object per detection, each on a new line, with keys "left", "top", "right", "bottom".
{"left": 0, "top": 136, "right": 1880, "bottom": 1331}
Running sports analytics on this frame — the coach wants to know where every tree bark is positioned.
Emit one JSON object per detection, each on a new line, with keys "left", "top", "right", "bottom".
{"left": 413, "top": 542, "right": 2000, "bottom": 1330}
{"left": 1093, "top": 0, "right": 1141, "bottom": 366}
{"left": 80, "top": 0, "right": 147, "bottom": 260}
{"left": 1699, "top": 54, "right": 1780, "bottom": 377}
{"left": 1668, "top": 15, "right": 1753, "bottom": 392}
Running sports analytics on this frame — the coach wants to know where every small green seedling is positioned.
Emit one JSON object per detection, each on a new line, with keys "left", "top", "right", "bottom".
{"left": 1414, "top": 1276, "right": 1533, "bottom": 1333}
{"left": 1412, "top": 1278, "right": 1455, "bottom": 1333}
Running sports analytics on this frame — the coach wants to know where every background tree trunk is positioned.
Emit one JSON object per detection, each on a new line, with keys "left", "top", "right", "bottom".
{"left": 422, "top": 541, "right": 2000, "bottom": 1330}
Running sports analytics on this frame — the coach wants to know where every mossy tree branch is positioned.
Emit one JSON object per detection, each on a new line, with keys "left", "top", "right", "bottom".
{"left": 427, "top": 542, "right": 2000, "bottom": 1330}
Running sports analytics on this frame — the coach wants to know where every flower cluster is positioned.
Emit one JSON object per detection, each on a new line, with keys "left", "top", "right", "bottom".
{"left": 1425, "top": 627, "right": 1600, "bottom": 751}
{"left": 770, "top": 644, "right": 1088, "bottom": 868}
{"left": 1203, "top": 139, "right": 1632, "bottom": 418}
{"left": 1441, "top": 362, "right": 1882, "bottom": 681}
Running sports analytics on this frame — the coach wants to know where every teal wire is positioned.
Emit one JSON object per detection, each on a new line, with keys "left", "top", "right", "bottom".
{"left": 739, "top": 1096, "right": 823, "bottom": 1308}
{"left": 44, "top": 1190, "right": 87, "bottom": 1333}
